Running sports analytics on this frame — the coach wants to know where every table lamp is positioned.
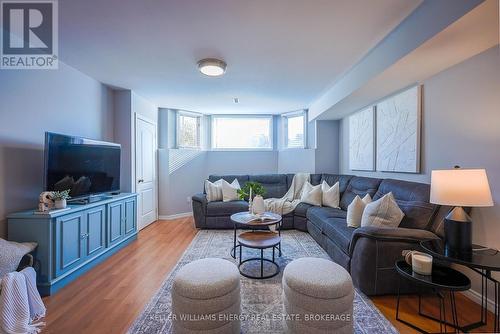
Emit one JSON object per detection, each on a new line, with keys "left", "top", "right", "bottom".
{"left": 430, "top": 167, "right": 493, "bottom": 255}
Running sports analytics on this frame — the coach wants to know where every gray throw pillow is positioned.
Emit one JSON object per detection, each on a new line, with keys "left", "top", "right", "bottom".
{"left": 0, "top": 238, "right": 37, "bottom": 279}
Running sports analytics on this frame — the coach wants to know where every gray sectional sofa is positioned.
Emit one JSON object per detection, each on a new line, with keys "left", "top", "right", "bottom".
{"left": 192, "top": 173, "right": 445, "bottom": 296}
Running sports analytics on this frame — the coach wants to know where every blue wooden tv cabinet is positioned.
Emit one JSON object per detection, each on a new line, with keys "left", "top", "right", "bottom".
{"left": 7, "top": 193, "right": 137, "bottom": 296}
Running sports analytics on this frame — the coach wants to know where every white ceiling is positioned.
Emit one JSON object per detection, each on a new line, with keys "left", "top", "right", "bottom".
{"left": 59, "top": 0, "right": 422, "bottom": 114}
{"left": 316, "top": 0, "right": 500, "bottom": 120}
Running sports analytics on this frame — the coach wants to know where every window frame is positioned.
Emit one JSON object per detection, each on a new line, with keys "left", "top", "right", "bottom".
{"left": 176, "top": 110, "right": 202, "bottom": 149}
{"left": 210, "top": 114, "right": 274, "bottom": 151}
{"left": 282, "top": 110, "right": 307, "bottom": 149}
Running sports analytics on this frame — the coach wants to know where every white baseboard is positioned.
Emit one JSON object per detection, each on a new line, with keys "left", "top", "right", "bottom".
{"left": 158, "top": 212, "right": 193, "bottom": 220}
{"left": 461, "top": 288, "right": 496, "bottom": 313}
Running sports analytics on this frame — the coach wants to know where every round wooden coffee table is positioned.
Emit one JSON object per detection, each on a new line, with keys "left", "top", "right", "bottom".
{"left": 230, "top": 212, "right": 282, "bottom": 279}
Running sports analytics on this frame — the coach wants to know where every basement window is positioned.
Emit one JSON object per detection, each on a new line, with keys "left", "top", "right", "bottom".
{"left": 177, "top": 111, "right": 201, "bottom": 149}
{"left": 211, "top": 115, "right": 273, "bottom": 150}
{"left": 283, "top": 110, "right": 307, "bottom": 149}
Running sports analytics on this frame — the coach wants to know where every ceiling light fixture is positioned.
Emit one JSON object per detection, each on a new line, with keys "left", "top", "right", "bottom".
{"left": 197, "top": 58, "right": 227, "bottom": 77}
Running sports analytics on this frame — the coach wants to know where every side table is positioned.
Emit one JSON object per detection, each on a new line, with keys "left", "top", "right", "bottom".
{"left": 395, "top": 260, "right": 471, "bottom": 334}
{"left": 422, "top": 240, "right": 500, "bottom": 332}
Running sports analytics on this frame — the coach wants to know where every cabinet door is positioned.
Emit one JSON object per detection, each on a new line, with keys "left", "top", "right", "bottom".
{"left": 108, "top": 201, "right": 124, "bottom": 246}
{"left": 85, "top": 205, "right": 106, "bottom": 257}
{"left": 55, "top": 212, "right": 86, "bottom": 276}
{"left": 124, "top": 198, "right": 136, "bottom": 236}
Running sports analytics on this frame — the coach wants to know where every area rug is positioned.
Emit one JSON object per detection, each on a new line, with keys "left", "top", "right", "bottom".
{"left": 128, "top": 230, "right": 398, "bottom": 334}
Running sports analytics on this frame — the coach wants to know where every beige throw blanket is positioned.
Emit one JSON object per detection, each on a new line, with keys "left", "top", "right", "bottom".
{"left": 264, "top": 173, "right": 310, "bottom": 216}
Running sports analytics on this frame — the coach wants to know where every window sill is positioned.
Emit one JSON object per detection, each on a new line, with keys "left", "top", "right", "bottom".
{"left": 210, "top": 148, "right": 275, "bottom": 152}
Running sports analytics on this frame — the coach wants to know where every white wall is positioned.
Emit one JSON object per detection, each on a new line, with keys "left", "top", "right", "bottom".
{"left": 0, "top": 62, "right": 114, "bottom": 237}
{"left": 339, "top": 46, "right": 500, "bottom": 298}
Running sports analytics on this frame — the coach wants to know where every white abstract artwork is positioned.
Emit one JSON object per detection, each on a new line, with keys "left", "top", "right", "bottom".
{"left": 349, "top": 107, "right": 375, "bottom": 171}
{"left": 376, "top": 85, "right": 421, "bottom": 173}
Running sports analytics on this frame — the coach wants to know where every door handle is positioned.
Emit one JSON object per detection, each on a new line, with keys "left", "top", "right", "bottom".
{"left": 80, "top": 233, "right": 89, "bottom": 239}
{"left": 138, "top": 179, "right": 144, "bottom": 183}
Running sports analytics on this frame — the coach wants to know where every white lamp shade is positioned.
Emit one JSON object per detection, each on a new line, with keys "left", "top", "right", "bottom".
{"left": 430, "top": 169, "right": 493, "bottom": 207}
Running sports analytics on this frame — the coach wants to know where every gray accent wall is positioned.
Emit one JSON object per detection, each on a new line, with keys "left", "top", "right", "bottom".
{"left": 339, "top": 46, "right": 500, "bottom": 296}
{"left": 0, "top": 62, "right": 115, "bottom": 237}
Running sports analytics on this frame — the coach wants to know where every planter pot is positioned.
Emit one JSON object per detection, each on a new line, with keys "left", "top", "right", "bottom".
{"left": 54, "top": 199, "right": 67, "bottom": 209}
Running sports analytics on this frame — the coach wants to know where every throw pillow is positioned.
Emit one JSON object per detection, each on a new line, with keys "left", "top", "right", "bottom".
{"left": 300, "top": 182, "right": 322, "bottom": 206}
{"left": 346, "top": 194, "right": 372, "bottom": 228}
{"left": 222, "top": 179, "right": 241, "bottom": 202}
{"left": 321, "top": 180, "right": 340, "bottom": 208}
{"left": 205, "top": 179, "right": 223, "bottom": 202}
{"left": 361, "top": 192, "right": 404, "bottom": 228}
{"left": 0, "top": 239, "right": 37, "bottom": 279}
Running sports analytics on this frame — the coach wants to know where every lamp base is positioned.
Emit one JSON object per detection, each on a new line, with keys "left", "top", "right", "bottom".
{"left": 444, "top": 207, "right": 472, "bottom": 256}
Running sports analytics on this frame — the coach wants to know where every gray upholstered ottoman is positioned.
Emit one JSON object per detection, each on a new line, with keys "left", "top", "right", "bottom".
{"left": 172, "top": 258, "right": 241, "bottom": 334}
{"left": 282, "top": 257, "right": 354, "bottom": 334}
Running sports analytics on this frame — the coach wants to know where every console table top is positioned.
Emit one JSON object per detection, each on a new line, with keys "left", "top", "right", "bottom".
{"left": 7, "top": 193, "right": 137, "bottom": 219}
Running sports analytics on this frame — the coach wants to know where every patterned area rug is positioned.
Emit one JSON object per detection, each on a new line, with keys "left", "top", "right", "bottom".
{"left": 128, "top": 230, "right": 398, "bottom": 334}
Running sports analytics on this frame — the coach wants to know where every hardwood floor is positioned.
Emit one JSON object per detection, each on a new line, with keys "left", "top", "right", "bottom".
{"left": 372, "top": 293, "right": 495, "bottom": 333}
{"left": 42, "top": 217, "right": 197, "bottom": 334}
{"left": 42, "top": 217, "right": 495, "bottom": 333}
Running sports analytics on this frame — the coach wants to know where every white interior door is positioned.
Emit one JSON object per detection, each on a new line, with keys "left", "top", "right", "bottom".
{"left": 135, "top": 116, "right": 157, "bottom": 230}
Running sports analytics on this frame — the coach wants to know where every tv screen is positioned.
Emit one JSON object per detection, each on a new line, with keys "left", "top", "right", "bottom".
{"left": 44, "top": 132, "right": 121, "bottom": 198}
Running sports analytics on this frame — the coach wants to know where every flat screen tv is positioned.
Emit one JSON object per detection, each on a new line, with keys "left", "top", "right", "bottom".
{"left": 44, "top": 132, "right": 121, "bottom": 199}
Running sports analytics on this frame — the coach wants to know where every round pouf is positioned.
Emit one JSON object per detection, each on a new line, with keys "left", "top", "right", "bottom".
{"left": 282, "top": 257, "right": 354, "bottom": 334}
{"left": 172, "top": 258, "right": 241, "bottom": 334}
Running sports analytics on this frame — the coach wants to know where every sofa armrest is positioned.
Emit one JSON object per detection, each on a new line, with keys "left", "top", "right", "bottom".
{"left": 192, "top": 193, "right": 207, "bottom": 205}
{"left": 351, "top": 226, "right": 439, "bottom": 247}
{"left": 349, "top": 226, "right": 440, "bottom": 295}
{"left": 192, "top": 193, "right": 207, "bottom": 228}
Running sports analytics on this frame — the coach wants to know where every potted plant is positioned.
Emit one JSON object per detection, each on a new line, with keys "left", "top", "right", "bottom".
{"left": 51, "top": 190, "right": 71, "bottom": 209}
{"left": 238, "top": 182, "right": 266, "bottom": 214}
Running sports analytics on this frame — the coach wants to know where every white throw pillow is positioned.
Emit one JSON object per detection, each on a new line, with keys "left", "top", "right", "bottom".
{"left": 361, "top": 192, "right": 404, "bottom": 228}
{"left": 205, "top": 179, "right": 223, "bottom": 202}
{"left": 222, "top": 179, "right": 241, "bottom": 202}
{"left": 346, "top": 194, "right": 372, "bottom": 228}
{"left": 300, "top": 182, "right": 322, "bottom": 206}
{"left": 321, "top": 180, "right": 340, "bottom": 208}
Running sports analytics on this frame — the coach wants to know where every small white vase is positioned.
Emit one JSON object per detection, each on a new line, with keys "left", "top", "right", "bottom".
{"left": 55, "top": 199, "right": 67, "bottom": 209}
{"left": 252, "top": 195, "right": 265, "bottom": 215}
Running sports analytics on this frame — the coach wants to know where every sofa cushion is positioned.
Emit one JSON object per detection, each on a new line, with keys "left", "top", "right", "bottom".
{"left": 307, "top": 207, "right": 347, "bottom": 231}
{"left": 323, "top": 218, "right": 356, "bottom": 254}
{"left": 373, "top": 179, "right": 438, "bottom": 230}
{"left": 321, "top": 174, "right": 353, "bottom": 195}
{"left": 249, "top": 174, "right": 287, "bottom": 199}
{"left": 339, "top": 176, "right": 382, "bottom": 211}
{"left": 206, "top": 200, "right": 249, "bottom": 216}
{"left": 310, "top": 174, "right": 322, "bottom": 186}
{"left": 293, "top": 202, "right": 313, "bottom": 218}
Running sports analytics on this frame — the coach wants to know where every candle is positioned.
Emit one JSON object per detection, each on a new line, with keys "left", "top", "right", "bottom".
{"left": 412, "top": 253, "right": 433, "bottom": 275}
{"left": 249, "top": 187, "right": 253, "bottom": 213}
